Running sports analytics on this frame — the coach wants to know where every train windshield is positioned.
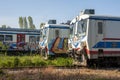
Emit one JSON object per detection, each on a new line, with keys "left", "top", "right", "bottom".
{"left": 70, "top": 19, "right": 87, "bottom": 38}
{"left": 77, "top": 19, "right": 87, "bottom": 37}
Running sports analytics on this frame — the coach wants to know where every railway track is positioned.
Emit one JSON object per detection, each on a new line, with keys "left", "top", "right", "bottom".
{"left": 0, "top": 65, "right": 120, "bottom": 70}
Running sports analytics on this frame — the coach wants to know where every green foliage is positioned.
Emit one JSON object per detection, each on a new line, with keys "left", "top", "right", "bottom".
{"left": 13, "top": 57, "right": 20, "bottom": 67}
{"left": 52, "top": 57, "right": 73, "bottom": 66}
{"left": 40, "top": 23, "right": 45, "bottom": 28}
{"left": 37, "top": 61, "right": 47, "bottom": 66}
{"left": 28, "top": 16, "right": 33, "bottom": 29}
{"left": 0, "top": 42, "right": 3, "bottom": 49}
{"left": 28, "top": 16, "right": 36, "bottom": 29}
{"left": 0, "top": 55, "right": 73, "bottom": 68}
{"left": 19, "top": 16, "right": 36, "bottom": 29}
{"left": 19, "top": 17, "right": 23, "bottom": 29}
{"left": 1, "top": 25, "right": 6, "bottom": 28}
{"left": 22, "top": 59, "right": 33, "bottom": 66}
{"left": 23, "top": 17, "right": 28, "bottom": 29}
{"left": 32, "top": 24, "right": 36, "bottom": 29}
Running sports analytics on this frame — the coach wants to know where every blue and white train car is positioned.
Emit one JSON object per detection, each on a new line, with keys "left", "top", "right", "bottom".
{"left": 0, "top": 28, "right": 40, "bottom": 51}
{"left": 69, "top": 9, "right": 120, "bottom": 66}
{"left": 39, "top": 24, "right": 70, "bottom": 57}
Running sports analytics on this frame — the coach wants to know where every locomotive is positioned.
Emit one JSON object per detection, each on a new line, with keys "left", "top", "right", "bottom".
{"left": 69, "top": 9, "right": 120, "bottom": 66}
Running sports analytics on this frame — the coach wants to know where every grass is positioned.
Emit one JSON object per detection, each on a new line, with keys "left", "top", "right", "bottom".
{"left": 0, "top": 55, "right": 73, "bottom": 68}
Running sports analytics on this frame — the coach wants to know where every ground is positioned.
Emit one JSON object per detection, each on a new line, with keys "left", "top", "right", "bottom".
{"left": 0, "top": 67, "right": 120, "bottom": 80}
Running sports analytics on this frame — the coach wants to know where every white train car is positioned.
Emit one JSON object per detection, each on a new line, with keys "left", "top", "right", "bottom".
{"left": 39, "top": 24, "right": 70, "bottom": 58}
{"left": 0, "top": 28, "right": 40, "bottom": 51}
{"left": 69, "top": 9, "right": 120, "bottom": 66}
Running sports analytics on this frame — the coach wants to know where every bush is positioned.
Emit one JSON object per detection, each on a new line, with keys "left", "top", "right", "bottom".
{"left": 52, "top": 57, "right": 73, "bottom": 66}
{"left": 0, "top": 55, "right": 73, "bottom": 68}
{"left": 13, "top": 57, "right": 20, "bottom": 67}
{"left": 0, "top": 62, "right": 7, "bottom": 68}
{"left": 22, "top": 58, "right": 33, "bottom": 66}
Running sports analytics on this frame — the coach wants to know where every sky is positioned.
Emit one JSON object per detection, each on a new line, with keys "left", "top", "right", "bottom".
{"left": 0, "top": 0, "right": 120, "bottom": 29}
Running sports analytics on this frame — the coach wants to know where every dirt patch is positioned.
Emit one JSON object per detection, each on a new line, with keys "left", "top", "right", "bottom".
{"left": 0, "top": 67, "right": 120, "bottom": 80}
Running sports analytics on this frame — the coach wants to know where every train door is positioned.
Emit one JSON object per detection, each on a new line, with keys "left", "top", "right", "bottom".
{"left": 95, "top": 20, "right": 104, "bottom": 43}
{"left": 95, "top": 20, "right": 105, "bottom": 56}
{"left": 17, "top": 34, "right": 25, "bottom": 46}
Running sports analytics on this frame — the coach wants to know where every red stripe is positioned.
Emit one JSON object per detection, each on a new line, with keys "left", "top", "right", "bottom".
{"left": 86, "top": 49, "right": 120, "bottom": 54}
{"left": 103, "top": 38, "right": 120, "bottom": 40}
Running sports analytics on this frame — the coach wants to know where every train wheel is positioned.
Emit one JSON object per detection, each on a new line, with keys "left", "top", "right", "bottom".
{"left": 87, "top": 59, "right": 98, "bottom": 68}
{"left": 72, "top": 49, "right": 87, "bottom": 66}
{"left": 80, "top": 53, "right": 87, "bottom": 66}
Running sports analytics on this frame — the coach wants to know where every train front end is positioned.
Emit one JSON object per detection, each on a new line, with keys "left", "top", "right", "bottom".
{"left": 39, "top": 24, "right": 70, "bottom": 58}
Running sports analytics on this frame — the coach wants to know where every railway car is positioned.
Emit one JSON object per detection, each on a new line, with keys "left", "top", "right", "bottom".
{"left": 0, "top": 28, "right": 40, "bottom": 52}
{"left": 69, "top": 9, "right": 120, "bottom": 66}
{"left": 39, "top": 24, "right": 70, "bottom": 58}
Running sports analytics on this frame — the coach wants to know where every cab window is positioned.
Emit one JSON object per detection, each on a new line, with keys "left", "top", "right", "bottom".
{"left": 98, "top": 22, "right": 103, "bottom": 34}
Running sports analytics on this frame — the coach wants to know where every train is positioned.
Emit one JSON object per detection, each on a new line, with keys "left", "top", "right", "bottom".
{"left": 1, "top": 9, "right": 120, "bottom": 66}
{"left": 39, "top": 24, "right": 70, "bottom": 59}
{"left": 0, "top": 28, "right": 40, "bottom": 52}
{"left": 39, "top": 9, "right": 120, "bottom": 66}
{"left": 69, "top": 9, "right": 120, "bottom": 66}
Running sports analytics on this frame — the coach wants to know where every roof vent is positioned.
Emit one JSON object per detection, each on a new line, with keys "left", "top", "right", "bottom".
{"left": 80, "top": 9, "right": 95, "bottom": 15}
{"left": 48, "top": 20, "right": 57, "bottom": 24}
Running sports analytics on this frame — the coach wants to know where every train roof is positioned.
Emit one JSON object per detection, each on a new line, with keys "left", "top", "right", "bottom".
{"left": 44, "top": 24, "right": 70, "bottom": 29}
{"left": 71, "top": 14, "right": 120, "bottom": 24}
{"left": 82, "top": 14, "right": 120, "bottom": 20}
{"left": 0, "top": 28, "right": 40, "bottom": 33}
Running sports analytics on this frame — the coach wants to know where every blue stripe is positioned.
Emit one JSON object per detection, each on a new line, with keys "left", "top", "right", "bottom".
{"left": 48, "top": 26, "right": 69, "bottom": 29}
{"left": 89, "top": 16, "right": 120, "bottom": 21}
{"left": 48, "top": 39, "right": 56, "bottom": 50}
{"left": 93, "top": 42, "right": 120, "bottom": 48}
{"left": 0, "top": 32, "right": 40, "bottom": 35}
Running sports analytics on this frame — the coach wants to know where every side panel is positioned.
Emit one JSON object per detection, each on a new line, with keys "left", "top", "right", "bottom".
{"left": 88, "top": 19, "right": 105, "bottom": 59}
{"left": 47, "top": 28, "right": 69, "bottom": 55}
{"left": 13, "top": 34, "right": 17, "bottom": 42}
{"left": 88, "top": 19, "right": 120, "bottom": 59}
{"left": 104, "top": 21, "right": 120, "bottom": 38}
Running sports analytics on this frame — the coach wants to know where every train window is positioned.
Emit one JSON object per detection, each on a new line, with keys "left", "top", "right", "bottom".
{"left": 21, "top": 35, "right": 25, "bottom": 42}
{"left": 21, "top": 38, "right": 25, "bottom": 42}
{"left": 37, "top": 36, "right": 40, "bottom": 41}
{"left": 98, "top": 22, "right": 103, "bottom": 34}
{"left": 0, "top": 35, "right": 4, "bottom": 41}
{"left": 29, "top": 36, "right": 36, "bottom": 42}
{"left": 5, "top": 35, "right": 13, "bottom": 41}
{"left": 17, "top": 35, "right": 21, "bottom": 42}
{"left": 55, "top": 30, "right": 59, "bottom": 37}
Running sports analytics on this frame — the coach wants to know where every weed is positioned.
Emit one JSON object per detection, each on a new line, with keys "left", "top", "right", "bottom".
{"left": 13, "top": 57, "right": 20, "bottom": 67}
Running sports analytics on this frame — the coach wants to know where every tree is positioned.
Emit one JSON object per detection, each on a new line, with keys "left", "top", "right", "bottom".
{"left": 32, "top": 24, "right": 36, "bottom": 29}
{"left": 40, "top": 23, "right": 45, "bottom": 28}
{"left": 23, "top": 17, "right": 28, "bottom": 29}
{"left": 1, "top": 25, "right": 6, "bottom": 28}
{"left": 7, "top": 26, "right": 11, "bottom": 28}
{"left": 19, "top": 17, "right": 23, "bottom": 29}
{"left": 28, "top": 16, "right": 33, "bottom": 29}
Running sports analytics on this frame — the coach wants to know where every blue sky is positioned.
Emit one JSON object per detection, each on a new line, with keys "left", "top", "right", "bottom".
{"left": 0, "top": 0, "right": 120, "bottom": 29}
